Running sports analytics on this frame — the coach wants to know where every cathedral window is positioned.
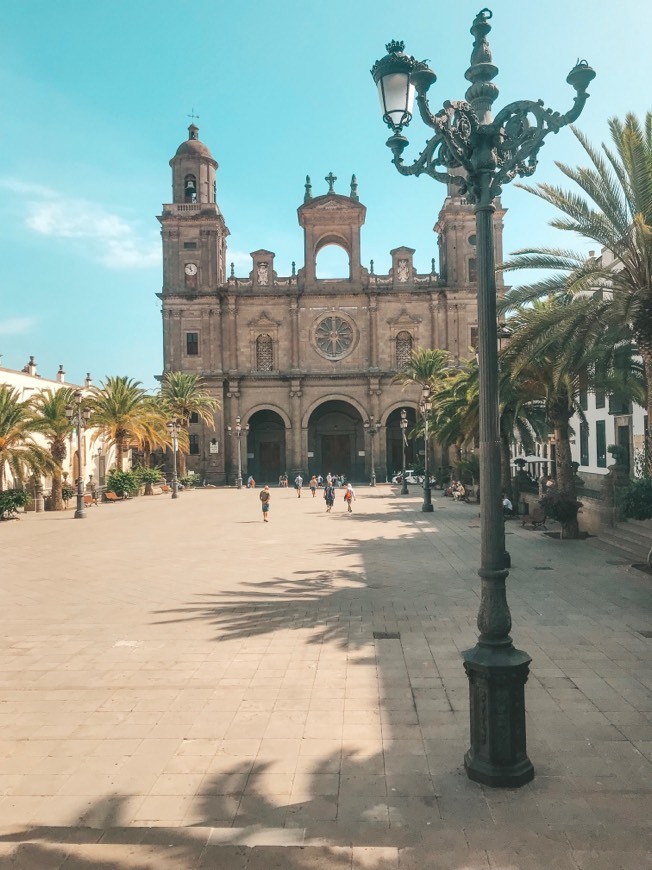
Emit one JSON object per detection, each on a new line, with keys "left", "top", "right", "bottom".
{"left": 190, "top": 412, "right": 199, "bottom": 423}
{"left": 396, "top": 331, "right": 413, "bottom": 369}
{"left": 256, "top": 334, "right": 274, "bottom": 371}
{"left": 183, "top": 241, "right": 197, "bottom": 250}
{"left": 189, "top": 434, "right": 200, "bottom": 455}
{"left": 468, "top": 258, "right": 477, "bottom": 283}
{"left": 186, "top": 332, "right": 199, "bottom": 356}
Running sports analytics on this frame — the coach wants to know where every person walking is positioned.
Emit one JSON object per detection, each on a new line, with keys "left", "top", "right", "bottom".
{"left": 344, "top": 482, "right": 355, "bottom": 512}
{"left": 324, "top": 481, "right": 335, "bottom": 512}
{"left": 259, "top": 485, "right": 271, "bottom": 521}
{"left": 309, "top": 475, "right": 318, "bottom": 497}
{"left": 294, "top": 474, "right": 303, "bottom": 497}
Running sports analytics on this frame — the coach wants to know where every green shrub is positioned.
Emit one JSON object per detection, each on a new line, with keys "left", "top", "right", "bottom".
{"left": 0, "top": 488, "right": 31, "bottom": 518}
{"left": 620, "top": 478, "right": 652, "bottom": 520}
{"left": 61, "top": 483, "right": 75, "bottom": 504}
{"left": 179, "top": 472, "right": 200, "bottom": 487}
{"left": 134, "top": 466, "right": 164, "bottom": 485}
{"left": 106, "top": 469, "right": 139, "bottom": 497}
{"left": 539, "top": 491, "right": 583, "bottom": 524}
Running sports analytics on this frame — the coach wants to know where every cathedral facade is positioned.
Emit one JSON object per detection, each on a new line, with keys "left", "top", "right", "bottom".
{"left": 158, "top": 125, "right": 505, "bottom": 484}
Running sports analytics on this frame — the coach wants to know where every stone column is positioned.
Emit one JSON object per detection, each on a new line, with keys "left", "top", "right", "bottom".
{"left": 227, "top": 298, "right": 238, "bottom": 372}
{"left": 290, "top": 299, "right": 299, "bottom": 370}
{"left": 430, "top": 294, "right": 438, "bottom": 348}
{"left": 289, "top": 378, "right": 303, "bottom": 476}
{"left": 369, "top": 294, "right": 378, "bottom": 369}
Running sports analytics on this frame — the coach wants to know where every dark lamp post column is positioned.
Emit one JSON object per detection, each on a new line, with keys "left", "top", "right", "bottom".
{"left": 65, "top": 389, "right": 91, "bottom": 520}
{"left": 420, "top": 386, "right": 433, "bottom": 512}
{"left": 227, "top": 416, "right": 248, "bottom": 489}
{"left": 400, "top": 408, "right": 409, "bottom": 495}
{"left": 166, "top": 420, "right": 181, "bottom": 499}
{"left": 363, "top": 417, "right": 380, "bottom": 486}
{"left": 371, "top": 8, "right": 595, "bottom": 787}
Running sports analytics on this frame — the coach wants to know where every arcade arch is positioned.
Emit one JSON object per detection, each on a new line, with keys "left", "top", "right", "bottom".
{"left": 384, "top": 407, "right": 418, "bottom": 479}
{"left": 306, "top": 400, "right": 365, "bottom": 481}
{"left": 246, "top": 409, "right": 287, "bottom": 483}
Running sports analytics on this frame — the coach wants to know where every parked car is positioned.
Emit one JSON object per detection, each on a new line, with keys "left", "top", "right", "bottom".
{"left": 392, "top": 470, "right": 423, "bottom": 484}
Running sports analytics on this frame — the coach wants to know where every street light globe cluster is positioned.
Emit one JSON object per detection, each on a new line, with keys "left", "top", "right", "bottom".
{"left": 371, "top": 8, "right": 595, "bottom": 787}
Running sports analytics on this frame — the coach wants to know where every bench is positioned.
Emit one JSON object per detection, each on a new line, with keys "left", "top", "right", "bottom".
{"left": 103, "top": 491, "right": 122, "bottom": 503}
{"left": 522, "top": 507, "right": 547, "bottom": 530}
{"left": 83, "top": 494, "right": 98, "bottom": 507}
{"left": 160, "top": 485, "right": 171, "bottom": 493}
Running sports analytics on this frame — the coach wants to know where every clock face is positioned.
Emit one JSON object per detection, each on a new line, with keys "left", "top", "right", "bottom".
{"left": 184, "top": 263, "right": 198, "bottom": 276}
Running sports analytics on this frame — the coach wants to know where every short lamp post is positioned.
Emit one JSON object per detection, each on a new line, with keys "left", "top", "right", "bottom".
{"left": 419, "top": 386, "right": 433, "bottom": 513}
{"left": 227, "top": 416, "right": 249, "bottom": 489}
{"left": 371, "top": 8, "right": 595, "bottom": 787}
{"left": 363, "top": 416, "right": 381, "bottom": 486}
{"left": 166, "top": 420, "right": 181, "bottom": 499}
{"left": 64, "top": 389, "right": 92, "bottom": 519}
{"left": 399, "top": 408, "right": 409, "bottom": 495}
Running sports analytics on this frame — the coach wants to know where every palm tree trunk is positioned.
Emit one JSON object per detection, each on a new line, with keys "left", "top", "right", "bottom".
{"left": 553, "top": 419, "right": 580, "bottom": 539}
{"left": 51, "top": 471, "right": 63, "bottom": 511}
{"left": 177, "top": 450, "right": 187, "bottom": 478}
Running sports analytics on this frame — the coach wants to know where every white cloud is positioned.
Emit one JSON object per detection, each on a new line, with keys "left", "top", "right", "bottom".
{"left": 0, "top": 176, "right": 159, "bottom": 271}
{"left": 0, "top": 316, "right": 36, "bottom": 336}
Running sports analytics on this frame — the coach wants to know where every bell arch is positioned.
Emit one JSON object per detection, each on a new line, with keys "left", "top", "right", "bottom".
{"left": 297, "top": 191, "right": 366, "bottom": 288}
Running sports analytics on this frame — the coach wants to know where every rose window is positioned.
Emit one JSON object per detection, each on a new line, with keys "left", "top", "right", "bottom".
{"left": 315, "top": 315, "right": 354, "bottom": 359}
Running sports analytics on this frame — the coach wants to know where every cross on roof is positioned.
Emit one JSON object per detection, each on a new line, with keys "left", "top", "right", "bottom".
{"left": 325, "top": 172, "right": 337, "bottom": 193}
{"left": 188, "top": 107, "right": 200, "bottom": 122}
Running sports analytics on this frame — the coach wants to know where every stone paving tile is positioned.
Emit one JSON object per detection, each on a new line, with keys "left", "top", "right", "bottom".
{"left": 1, "top": 489, "right": 651, "bottom": 866}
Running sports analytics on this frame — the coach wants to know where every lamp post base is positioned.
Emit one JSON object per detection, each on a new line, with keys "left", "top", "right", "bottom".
{"left": 421, "top": 485, "right": 433, "bottom": 512}
{"left": 400, "top": 482, "right": 409, "bottom": 495}
{"left": 370, "top": 473, "right": 376, "bottom": 487}
{"left": 74, "top": 508, "right": 86, "bottom": 519}
{"left": 235, "top": 477, "right": 243, "bottom": 490}
{"left": 463, "top": 643, "right": 534, "bottom": 788}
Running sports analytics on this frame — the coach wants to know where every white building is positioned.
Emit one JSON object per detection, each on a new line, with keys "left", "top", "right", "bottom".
{"left": 0, "top": 356, "right": 117, "bottom": 502}
{"left": 569, "top": 248, "right": 648, "bottom": 486}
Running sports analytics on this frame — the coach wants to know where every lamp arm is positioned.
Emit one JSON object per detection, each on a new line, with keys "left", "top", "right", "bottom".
{"left": 390, "top": 130, "right": 461, "bottom": 188}
{"left": 488, "top": 84, "right": 592, "bottom": 198}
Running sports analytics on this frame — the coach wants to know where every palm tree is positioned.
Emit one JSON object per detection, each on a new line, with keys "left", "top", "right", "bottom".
{"left": 432, "top": 357, "right": 549, "bottom": 500}
{"left": 87, "top": 377, "right": 152, "bottom": 471}
{"left": 159, "top": 372, "right": 219, "bottom": 476}
{"left": 501, "top": 112, "right": 652, "bottom": 469}
{"left": 30, "top": 388, "right": 76, "bottom": 511}
{"left": 394, "top": 348, "right": 452, "bottom": 481}
{"left": 0, "top": 385, "right": 56, "bottom": 493}
{"left": 500, "top": 296, "right": 645, "bottom": 537}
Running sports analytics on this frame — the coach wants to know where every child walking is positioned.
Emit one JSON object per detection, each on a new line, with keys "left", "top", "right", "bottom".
{"left": 259, "top": 485, "right": 271, "bottom": 521}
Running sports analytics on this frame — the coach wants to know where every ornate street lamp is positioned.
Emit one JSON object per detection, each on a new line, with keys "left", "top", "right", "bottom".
{"left": 419, "top": 386, "right": 433, "bottom": 512}
{"left": 166, "top": 420, "right": 181, "bottom": 499}
{"left": 399, "top": 408, "right": 409, "bottom": 495}
{"left": 64, "top": 390, "right": 92, "bottom": 519}
{"left": 227, "top": 416, "right": 249, "bottom": 489}
{"left": 363, "top": 416, "right": 381, "bottom": 486}
{"left": 371, "top": 9, "right": 594, "bottom": 787}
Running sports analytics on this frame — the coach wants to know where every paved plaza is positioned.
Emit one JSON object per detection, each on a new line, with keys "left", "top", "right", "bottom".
{"left": 0, "top": 486, "right": 651, "bottom": 868}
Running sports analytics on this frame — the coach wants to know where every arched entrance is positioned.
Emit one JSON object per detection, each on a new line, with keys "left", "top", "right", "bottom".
{"left": 385, "top": 407, "right": 418, "bottom": 479}
{"left": 247, "top": 410, "right": 287, "bottom": 484}
{"left": 307, "top": 400, "right": 365, "bottom": 482}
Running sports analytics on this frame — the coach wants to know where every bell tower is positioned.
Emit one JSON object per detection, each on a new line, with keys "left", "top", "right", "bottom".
{"left": 435, "top": 182, "right": 505, "bottom": 290}
{"left": 158, "top": 124, "right": 229, "bottom": 294}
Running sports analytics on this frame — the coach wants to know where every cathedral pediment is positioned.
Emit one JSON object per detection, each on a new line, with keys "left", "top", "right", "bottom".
{"left": 387, "top": 308, "right": 422, "bottom": 326}
{"left": 248, "top": 310, "right": 281, "bottom": 329}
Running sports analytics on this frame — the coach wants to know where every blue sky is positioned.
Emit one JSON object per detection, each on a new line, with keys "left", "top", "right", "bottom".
{"left": 0, "top": 0, "right": 649, "bottom": 390}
